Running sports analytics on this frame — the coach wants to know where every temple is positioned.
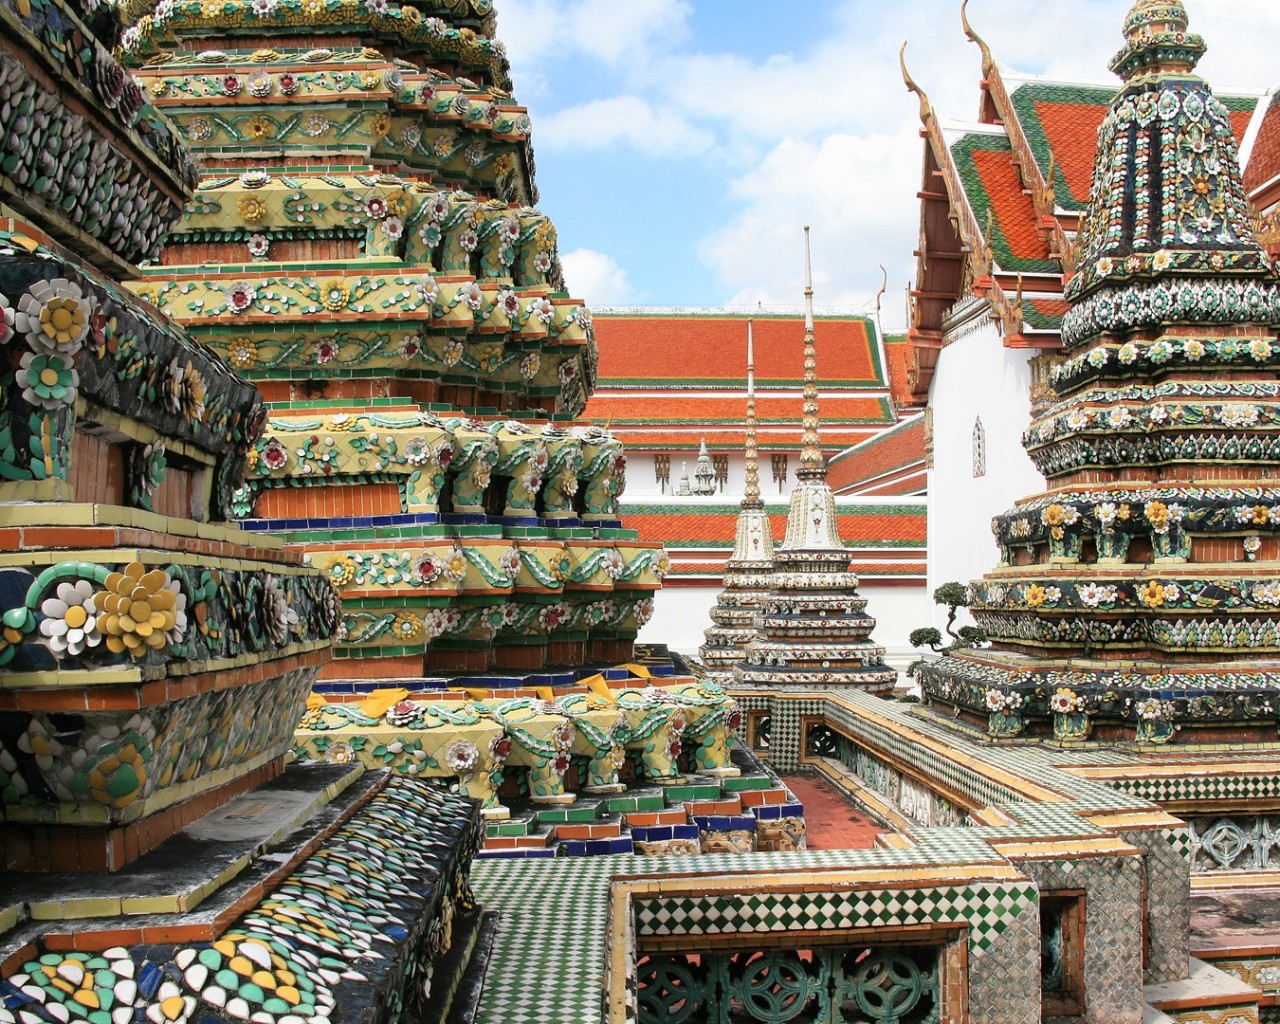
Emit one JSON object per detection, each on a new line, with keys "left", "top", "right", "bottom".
{"left": 8, "top": 0, "right": 1280, "bottom": 1023}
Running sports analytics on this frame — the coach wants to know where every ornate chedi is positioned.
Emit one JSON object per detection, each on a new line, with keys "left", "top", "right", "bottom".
{"left": 119, "top": 0, "right": 664, "bottom": 679}
{"left": 919, "top": 0, "right": 1280, "bottom": 744}
{"left": 0, "top": 0, "right": 500, "bottom": 1021}
{"left": 734, "top": 230, "right": 896, "bottom": 692}
{"left": 700, "top": 321, "right": 775, "bottom": 678}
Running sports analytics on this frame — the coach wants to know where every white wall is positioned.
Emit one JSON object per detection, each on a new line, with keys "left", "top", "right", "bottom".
{"left": 926, "top": 309, "right": 1044, "bottom": 634}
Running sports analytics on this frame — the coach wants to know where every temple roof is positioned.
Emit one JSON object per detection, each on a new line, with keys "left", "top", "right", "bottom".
{"left": 619, "top": 501, "right": 926, "bottom": 581}
{"left": 904, "top": 21, "right": 1268, "bottom": 403}
{"left": 827, "top": 415, "right": 927, "bottom": 497}
{"left": 585, "top": 311, "right": 904, "bottom": 453}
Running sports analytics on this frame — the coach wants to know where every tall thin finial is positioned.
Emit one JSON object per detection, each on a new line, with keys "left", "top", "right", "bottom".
{"left": 743, "top": 318, "right": 761, "bottom": 507}
{"left": 799, "top": 226, "right": 824, "bottom": 479}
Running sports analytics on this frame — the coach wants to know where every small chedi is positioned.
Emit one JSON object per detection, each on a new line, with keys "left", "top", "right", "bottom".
{"left": 735, "top": 230, "right": 896, "bottom": 692}
{"left": 921, "top": 0, "right": 1280, "bottom": 743}
{"left": 699, "top": 321, "right": 775, "bottom": 678}
{"left": 122, "top": 0, "right": 665, "bottom": 681}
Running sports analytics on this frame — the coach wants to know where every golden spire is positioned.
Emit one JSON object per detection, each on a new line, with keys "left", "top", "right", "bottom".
{"left": 798, "top": 226, "right": 824, "bottom": 480}
{"left": 743, "top": 318, "right": 762, "bottom": 508}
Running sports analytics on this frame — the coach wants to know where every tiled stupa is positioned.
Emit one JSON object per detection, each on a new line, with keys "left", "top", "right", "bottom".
{"left": 734, "top": 230, "right": 896, "bottom": 692}
{"left": 0, "top": 1, "right": 497, "bottom": 1021}
{"left": 120, "top": 0, "right": 666, "bottom": 680}
{"left": 919, "top": 0, "right": 1280, "bottom": 744}
{"left": 700, "top": 321, "right": 775, "bottom": 679}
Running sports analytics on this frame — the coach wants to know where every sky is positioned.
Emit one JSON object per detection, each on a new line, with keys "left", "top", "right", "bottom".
{"left": 496, "top": 0, "right": 1280, "bottom": 328}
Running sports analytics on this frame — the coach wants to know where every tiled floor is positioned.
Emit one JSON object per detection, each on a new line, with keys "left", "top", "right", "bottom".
{"left": 782, "top": 774, "right": 886, "bottom": 849}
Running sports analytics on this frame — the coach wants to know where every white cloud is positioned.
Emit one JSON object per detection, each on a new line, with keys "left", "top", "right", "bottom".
{"left": 536, "top": 95, "right": 713, "bottom": 156}
{"left": 561, "top": 249, "right": 636, "bottom": 305}
{"left": 498, "top": 0, "right": 1280, "bottom": 315}
{"left": 500, "top": 0, "right": 692, "bottom": 74}
{"left": 700, "top": 125, "right": 922, "bottom": 312}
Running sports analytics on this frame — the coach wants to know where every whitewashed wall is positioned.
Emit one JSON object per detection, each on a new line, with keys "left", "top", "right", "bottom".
{"left": 925, "top": 304, "right": 1045, "bottom": 634}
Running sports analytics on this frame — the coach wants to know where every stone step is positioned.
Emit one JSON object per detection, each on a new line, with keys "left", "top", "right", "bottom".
{"left": 738, "top": 788, "right": 793, "bottom": 808}
{"left": 534, "top": 801, "right": 607, "bottom": 825}
{"left": 624, "top": 809, "right": 688, "bottom": 827}
{"left": 602, "top": 791, "right": 666, "bottom": 814}
{"left": 662, "top": 783, "right": 723, "bottom": 802}
{"left": 1144, "top": 958, "right": 1261, "bottom": 1024}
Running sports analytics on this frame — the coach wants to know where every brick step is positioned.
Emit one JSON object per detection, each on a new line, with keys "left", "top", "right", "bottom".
{"left": 624, "top": 809, "right": 688, "bottom": 827}
{"left": 555, "top": 820, "right": 624, "bottom": 840}
{"left": 685, "top": 798, "right": 744, "bottom": 818}
{"left": 722, "top": 775, "right": 776, "bottom": 792}
{"left": 739, "top": 788, "right": 793, "bottom": 808}
{"left": 484, "top": 814, "right": 538, "bottom": 839}
{"left": 558, "top": 836, "right": 634, "bottom": 856}
{"left": 481, "top": 832, "right": 555, "bottom": 852}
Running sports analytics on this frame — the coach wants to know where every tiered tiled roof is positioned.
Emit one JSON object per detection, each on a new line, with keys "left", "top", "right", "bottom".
{"left": 587, "top": 312, "right": 899, "bottom": 454}
{"left": 1245, "top": 91, "right": 1280, "bottom": 197}
{"left": 903, "top": 23, "right": 1266, "bottom": 403}
{"left": 827, "top": 415, "right": 928, "bottom": 497}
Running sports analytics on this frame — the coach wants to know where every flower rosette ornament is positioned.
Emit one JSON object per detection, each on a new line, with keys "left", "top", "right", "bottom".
{"left": 489, "top": 732, "right": 513, "bottom": 763}
{"left": 39, "top": 580, "right": 101, "bottom": 656}
{"left": 247, "top": 233, "right": 270, "bottom": 259}
{"left": 224, "top": 280, "right": 258, "bottom": 313}
{"left": 326, "top": 556, "right": 356, "bottom": 587}
{"left": 1048, "top": 688, "right": 1081, "bottom": 716}
{"left": 499, "top": 546, "right": 521, "bottom": 580}
{"left": 443, "top": 739, "right": 480, "bottom": 775}
{"left": 261, "top": 574, "right": 298, "bottom": 646}
{"left": 414, "top": 551, "right": 444, "bottom": 585}
{"left": 17, "top": 351, "right": 77, "bottom": 410}
{"left": 634, "top": 598, "right": 655, "bottom": 627}
{"left": 93, "top": 563, "right": 185, "bottom": 658}
{"left": 386, "top": 699, "right": 424, "bottom": 728}
{"left": 443, "top": 547, "right": 468, "bottom": 584}
{"left": 16, "top": 279, "right": 93, "bottom": 356}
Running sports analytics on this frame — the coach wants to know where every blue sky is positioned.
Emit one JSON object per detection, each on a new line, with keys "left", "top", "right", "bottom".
{"left": 498, "top": 0, "right": 1280, "bottom": 325}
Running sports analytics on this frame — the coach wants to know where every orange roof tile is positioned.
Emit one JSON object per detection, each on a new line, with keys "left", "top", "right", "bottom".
{"left": 593, "top": 315, "right": 884, "bottom": 387}
{"left": 882, "top": 335, "right": 917, "bottom": 409}
{"left": 585, "top": 393, "right": 892, "bottom": 424}
{"left": 619, "top": 505, "right": 927, "bottom": 548}
{"left": 827, "top": 417, "right": 927, "bottom": 496}
{"left": 1033, "top": 100, "right": 1109, "bottom": 207}
{"left": 971, "top": 148, "right": 1053, "bottom": 265}
{"left": 1246, "top": 96, "right": 1280, "bottom": 194}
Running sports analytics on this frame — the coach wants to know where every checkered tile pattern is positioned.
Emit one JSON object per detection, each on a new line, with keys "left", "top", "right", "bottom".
{"left": 635, "top": 881, "right": 1037, "bottom": 953}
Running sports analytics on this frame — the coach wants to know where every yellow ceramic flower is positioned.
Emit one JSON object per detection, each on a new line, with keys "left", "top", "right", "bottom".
{"left": 321, "top": 282, "right": 348, "bottom": 311}
{"left": 245, "top": 447, "right": 260, "bottom": 471}
{"left": 370, "top": 114, "right": 392, "bottom": 138}
{"left": 237, "top": 196, "right": 268, "bottom": 224}
{"left": 359, "top": 70, "right": 381, "bottom": 89}
{"left": 228, "top": 339, "right": 257, "bottom": 368}
{"left": 149, "top": 79, "right": 169, "bottom": 96}
{"left": 1043, "top": 504, "right": 1065, "bottom": 527}
{"left": 327, "top": 556, "right": 356, "bottom": 587}
{"left": 392, "top": 613, "right": 423, "bottom": 641}
{"left": 1144, "top": 501, "right": 1170, "bottom": 531}
{"left": 245, "top": 116, "right": 274, "bottom": 140}
{"left": 251, "top": 48, "right": 279, "bottom": 61}
{"left": 93, "top": 563, "right": 180, "bottom": 657}
{"left": 1138, "top": 581, "right": 1166, "bottom": 608}
{"left": 1024, "top": 584, "right": 1047, "bottom": 608}
{"left": 386, "top": 190, "right": 410, "bottom": 217}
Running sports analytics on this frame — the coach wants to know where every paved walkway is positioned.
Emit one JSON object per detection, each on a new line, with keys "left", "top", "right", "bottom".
{"left": 783, "top": 774, "right": 887, "bottom": 850}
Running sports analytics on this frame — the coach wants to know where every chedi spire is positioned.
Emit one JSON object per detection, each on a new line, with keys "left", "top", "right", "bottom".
{"left": 917, "top": 2, "right": 1280, "bottom": 745}
{"left": 733, "top": 231, "right": 895, "bottom": 693}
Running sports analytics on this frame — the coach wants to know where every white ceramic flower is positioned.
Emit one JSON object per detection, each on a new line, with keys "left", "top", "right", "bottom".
{"left": 39, "top": 580, "right": 101, "bottom": 655}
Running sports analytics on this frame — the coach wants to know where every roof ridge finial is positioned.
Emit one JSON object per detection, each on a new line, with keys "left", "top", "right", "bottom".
{"left": 899, "top": 43, "right": 932, "bottom": 122}
{"left": 743, "top": 318, "right": 762, "bottom": 508}
{"left": 798, "top": 226, "right": 825, "bottom": 480}
{"left": 960, "top": 0, "right": 996, "bottom": 76}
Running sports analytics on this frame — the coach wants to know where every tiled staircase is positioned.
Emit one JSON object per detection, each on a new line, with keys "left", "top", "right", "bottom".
{"left": 478, "top": 753, "right": 805, "bottom": 859}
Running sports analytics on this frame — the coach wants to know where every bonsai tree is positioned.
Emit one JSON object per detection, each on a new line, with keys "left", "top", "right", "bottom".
{"left": 908, "top": 582, "right": 987, "bottom": 676}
